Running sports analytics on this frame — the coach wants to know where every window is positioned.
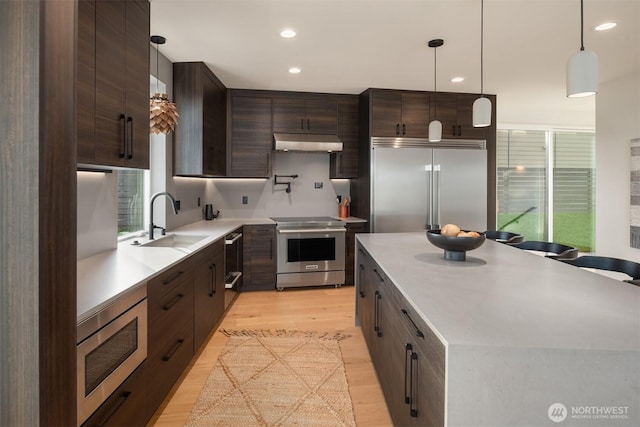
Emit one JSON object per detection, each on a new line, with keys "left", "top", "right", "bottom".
{"left": 117, "top": 170, "right": 146, "bottom": 236}
{"left": 496, "top": 129, "right": 595, "bottom": 251}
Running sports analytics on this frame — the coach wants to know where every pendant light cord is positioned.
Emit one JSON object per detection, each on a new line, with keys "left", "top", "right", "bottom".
{"left": 434, "top": 46, "right": 437, "bottom": 116}
{"left": 480, "top": 0, "right": 484, "bottom": 96}
{"left": 580, "top": 0, "right": 585, "bottom": 51}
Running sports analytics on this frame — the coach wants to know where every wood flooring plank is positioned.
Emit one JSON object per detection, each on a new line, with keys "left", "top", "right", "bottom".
{"left": 148, "top": 286, "right": 392, "bottom": 427}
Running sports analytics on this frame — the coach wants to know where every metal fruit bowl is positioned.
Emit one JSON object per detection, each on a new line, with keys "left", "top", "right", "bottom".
{"left": 426, "top": 229, "right": 486, "bottom": 261}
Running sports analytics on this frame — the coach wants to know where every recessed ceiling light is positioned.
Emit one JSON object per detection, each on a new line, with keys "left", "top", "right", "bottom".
{"left": 594, "top": 22, "right": 617, "bottom": 31}
{"left": 450, "top": 77, "right": 464, "bottom": 83}
{"left": 280, "top": 29, "right": 296, "bottom": 38}
{"left": 288, "top": 67, "right": 301, "bottom": 74}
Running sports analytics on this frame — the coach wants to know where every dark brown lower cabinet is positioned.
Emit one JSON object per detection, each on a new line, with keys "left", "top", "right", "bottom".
{"left": 242, "top": 224, "right": 276, "bottom": 291}
{"left": 193, "top": 239, "right": 225, "bottom": 350}
{"left": 146, "top": 263, "right": 195, "bottom": 419}
{"left": 345, "top": 222, "right": 367, "bottom": 285}
{"left": 81, "top": 363, "right": 146, "bottom": 427}
{"left": 356, "top": 243, "right": 446, "bottom": 427}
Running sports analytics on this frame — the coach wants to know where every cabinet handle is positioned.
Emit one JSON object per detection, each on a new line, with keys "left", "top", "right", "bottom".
{"left": 373, "top": 268, "right": 384, "bottom": 283}
{"left": 163, "top": 293, "right": 184, "bottom": 311}
{"left": 301, "top": 118, "right": 304, "bottom": 130}
{"left": 374, "top": 290, "right": 382, "bottom": 337}
{"left": 162, "top": 339, "right": 185, "bottom": 361}
{"left": 270, "top": 238, "right": 273, "bottom": 260}
{"left": 402, "top": 124, "right": 406, "bottom": 135}
{"left": 307, "top": 118, "right": 310, "bottom": 131}
{"left": 396, "top": 123, "right": 400, "bottom": 135}
{"left": 209, "top": 263, "right": 216, "bottom": 296}
{"left": 126, "top": 116, "right": 133, "bottom": 159}
{"left": 359, "top": 290, "right": 365, "bottom": 298}
{"left": 162, "top": 270, "right": 184, "bottom": 286}
{"left": 452, "top": 125, "right": 456, "bottom": 136}
{"left": 119, "top": 114, "right": 126, "bottom": 158}
{"left": 410, "top": 351, "right": 418, "bottom": 417}
{"left": 94, "top": 391, "right": 132, "bottom": 427}
{"left": 401, "top": 309, "right": 425, "bottom": 338}
{"left": 458, "top": 125, "right": 462, "bottom": 136}
{"left": 404, "top": 343, "right": 413, "bottom": 404}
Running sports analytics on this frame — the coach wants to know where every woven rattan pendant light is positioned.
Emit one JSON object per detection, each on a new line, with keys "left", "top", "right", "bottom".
{"left": 150, "top": 35, "right": 179, "bottom": 134}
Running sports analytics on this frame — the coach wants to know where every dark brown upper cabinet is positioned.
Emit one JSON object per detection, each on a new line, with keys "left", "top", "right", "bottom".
{"left": 77, "top": 0, "right": 150, "bottom": 169}
{"left": 228, "top": 91, "right": 273, "bottom": 177}
{"left": 330, "top": 96, "right": 359, "bottom": 178}
{"left": 371, "top": 90, "right": 430, "bottom": 138}
{"left": 272, "top": 97, "right": 338, "bottom": 134}
{"left": 434, "top": 92, "right": 494, "bottom": 140}
{"left": 173, "top": 62, "right": 227, "bottom": 176}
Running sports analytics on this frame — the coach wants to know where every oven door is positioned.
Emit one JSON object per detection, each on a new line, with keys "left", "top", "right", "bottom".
{"left": 77, "top": 298, "right": 147, "bottom": 426}
{"left": 277, "top": 228, "right": 346, "bottom": 274}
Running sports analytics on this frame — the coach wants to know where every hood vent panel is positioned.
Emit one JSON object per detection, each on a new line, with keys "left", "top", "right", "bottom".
{"left": 274, "top": 133, "right": 343, "bottom": 152}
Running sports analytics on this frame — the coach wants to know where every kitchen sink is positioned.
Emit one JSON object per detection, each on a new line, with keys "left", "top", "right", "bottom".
{"left": 140, "top": 233, "right": 209, "bottom": 249}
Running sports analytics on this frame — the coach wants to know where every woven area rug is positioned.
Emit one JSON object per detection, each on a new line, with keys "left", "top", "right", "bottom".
{"left": 185, "top": 329, "right": 356, "bottom": 427}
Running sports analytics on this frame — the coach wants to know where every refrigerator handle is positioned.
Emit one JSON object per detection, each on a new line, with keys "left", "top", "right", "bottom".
{"left": 425, "top": 163, "right": 432, "bottom": 230}
{"left": 434, "top": 164, "right": 441, "bottom": 229}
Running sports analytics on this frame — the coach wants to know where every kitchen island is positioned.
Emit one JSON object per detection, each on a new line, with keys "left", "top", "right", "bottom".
{"left": 355, "top": 232, "right": 639, "bottom": 427}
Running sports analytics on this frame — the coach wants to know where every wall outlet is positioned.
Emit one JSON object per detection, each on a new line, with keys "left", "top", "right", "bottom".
{"left": 314, "top": 182, "right": 323, "bottom": 189}
{"left": 197, "top": 197, "right": 200, "bottom": 207}
{"left": 176, "top": 200, "right": 181, "bottom": 211}
{"left": 242, "top": 196, "right": 248, "bottom": 205}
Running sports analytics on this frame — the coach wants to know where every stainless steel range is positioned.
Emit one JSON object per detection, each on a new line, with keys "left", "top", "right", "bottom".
{"left": 271, "top": 216, "right": 346, "bottom": 290}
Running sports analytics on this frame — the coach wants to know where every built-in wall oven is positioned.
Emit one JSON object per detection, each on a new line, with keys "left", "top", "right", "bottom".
{"left": 271, "top": 217, "right": 346, "bottom": 290}
{"left": 76, "top": 285, "right": 147, "bottom": 426}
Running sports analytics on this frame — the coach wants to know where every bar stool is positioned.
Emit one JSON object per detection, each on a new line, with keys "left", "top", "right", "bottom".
{"left": 484, "top": 231, "right": 524, "bottom": 244}
{"left": 560, "top": 255, "right": 640, "bottom": 286}
{"left": 509, "top": 241, "right": 578, "bottom": 260}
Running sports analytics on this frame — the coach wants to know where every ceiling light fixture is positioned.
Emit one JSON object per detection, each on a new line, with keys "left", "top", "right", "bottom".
{"left": 451, "top": 77, "right": 465, "bottom": 83}
{"left": 566, "top": 0, "right": 598, "bottom": 97}
{"left": 149, "top": 35, "right": 179, "bottom": 134}
{"left": 472, "top": 0, "right": 491, "bottom": 127}
{"left": 288, "top": 67, "right": 301, "bottom": 74}
{"left": 280, "top": 29, "right": 296, "bottom": 38}
{"left": 428, "top": 38, "right": 443, "bottom": 142}
{"left": 594, "top": 22, "right": 617, "bottom": 31}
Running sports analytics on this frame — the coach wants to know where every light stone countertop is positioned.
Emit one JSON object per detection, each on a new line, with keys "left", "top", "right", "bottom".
{"left": 356, "top": 232, "right": 640, "bottom": 426}
{"left": 77, "top": 218, "right": 273, "bottom": 323}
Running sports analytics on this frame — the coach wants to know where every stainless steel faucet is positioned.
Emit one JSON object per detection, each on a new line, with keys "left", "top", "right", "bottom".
{"left": 149, "top": 192, "right": 179, "bottom": 240}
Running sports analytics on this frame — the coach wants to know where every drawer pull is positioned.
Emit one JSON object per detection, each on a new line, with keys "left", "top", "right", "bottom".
{"left": 162, "top": 270, "right": 184, "bottom": 285}
{"left": 410, "top": 351, "right": 418, "bottom": 417}
{"left": 163, "top": 293, "right": 184, "bottom": 311}
{"left": 162, "top": 339, "right": 184, "bottom": 361}
{"left": 374, "top": 290, "right": 382, "bottom": 337}
{"left": 401, "top": 309, "right": 425, "bottom": 338}
{"left": 404, "top": 343, "right": 412, "bottom": 404}
{"left": 209, "top": 263, "right": 216, "bottom": 296}
{"left": 373, "top": 268, "right": 384, "bottom": 283}
{"left": 359, "top": 290, "right": 365, "bottom": 298}
{"left": 94, "top": 391, "right": 131, "bottom": 427}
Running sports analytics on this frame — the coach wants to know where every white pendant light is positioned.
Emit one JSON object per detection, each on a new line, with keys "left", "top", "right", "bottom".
{"left": 472, "top": 0, "right": 492, "bottom": 127}
{"left": 428, "top": 39, "right": 443, "bottom": 142}
{"left": 566, "top": 0, "right": 598, "bottom": 97}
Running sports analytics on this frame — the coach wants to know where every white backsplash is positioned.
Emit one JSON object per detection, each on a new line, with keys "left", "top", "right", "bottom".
{"left": 77, "top": 171, "right": 118, "bottom": 259}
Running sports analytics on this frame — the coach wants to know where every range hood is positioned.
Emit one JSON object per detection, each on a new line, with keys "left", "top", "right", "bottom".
{"left": 274, "top": 133, "right": 343, "bottom": 152}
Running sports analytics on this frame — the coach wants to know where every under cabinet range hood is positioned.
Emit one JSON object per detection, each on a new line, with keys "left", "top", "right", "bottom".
{"left": 273, "top": 133, "right": 343, "bottom": 152}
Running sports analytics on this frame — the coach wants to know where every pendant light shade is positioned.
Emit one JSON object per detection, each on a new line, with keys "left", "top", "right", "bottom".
{"left": 472, "top": 0, "right": 492, "bottom": 127}
{"left": 150, "top": 35, "right": 179, "bottom": 134}
{"left": 566, "top": 49, "right": 598, "bottom": 97}
{"left": 428, "top": 39, "right": 444, "bottom": 142}
{"left": 566, "top": 0, "right": 598, "bottom": 97}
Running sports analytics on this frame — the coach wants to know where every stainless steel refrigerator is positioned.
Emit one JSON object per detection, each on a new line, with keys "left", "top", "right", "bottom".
{"left": 371, "top": 139, "right": 487, "bottom": 233}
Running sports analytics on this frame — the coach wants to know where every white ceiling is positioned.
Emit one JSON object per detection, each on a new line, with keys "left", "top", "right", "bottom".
{"left": 150, "top": 0, "right": 639, "bottom": 128}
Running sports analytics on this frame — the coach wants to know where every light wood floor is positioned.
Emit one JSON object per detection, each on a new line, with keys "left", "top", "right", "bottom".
{"left": 148, "top": 286, "right": 393, "bottom": 427}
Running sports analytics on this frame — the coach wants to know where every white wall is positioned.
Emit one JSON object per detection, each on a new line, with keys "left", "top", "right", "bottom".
{"left": 77, "top": 171, "right": 118, "bottom": 259}
{"left": 207, "top": 152, "right": 351, "bottom": 218}
{"left": 595, "top": 71, "right": 640, "bottom": 260}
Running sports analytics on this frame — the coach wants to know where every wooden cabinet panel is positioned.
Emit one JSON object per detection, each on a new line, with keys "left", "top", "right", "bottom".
{"left": 146, "top": 262, "right": 194, "bottom": 419}
{"left": 272, "top": 97, "right": 337, "bottom": 134}
{"left": 193, "top": 239, "right": 225, "bottom": 350}
{"left": 82, "top": 0, "right": 149, "bottom": 168}
{"left": 371, "top": 90, "right": 430, "bottom": 138}
{"left": 82, "top": 363, "right": 147, "bottom": 427}
{"left": 173, "top": 62, "right": 227, "bottom": 176}
{"left": 242, "top": 224, "right": 276, "bottom": 291}
{"left": 229, "top": 94, "right": 272, "bottom": 177}
{"left": 345, "top": 222, "right": 367, "bottom": 285}
{"left": 437, "top": 92, "right": 489, "bottom": 140}
{"left": 331, "top": 97, "right": 359, "bottom": 178}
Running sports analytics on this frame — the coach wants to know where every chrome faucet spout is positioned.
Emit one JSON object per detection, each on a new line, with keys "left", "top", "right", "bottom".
{"left": 149, "top": 192, "right": 179, "bottom": 240}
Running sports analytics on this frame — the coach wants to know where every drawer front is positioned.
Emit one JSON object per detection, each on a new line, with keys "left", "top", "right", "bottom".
{"left": 148, "top": 276, "right": 194, "bottom": 349}
{"left": 148, "top": 263, "right": 192, "bottom": 300}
